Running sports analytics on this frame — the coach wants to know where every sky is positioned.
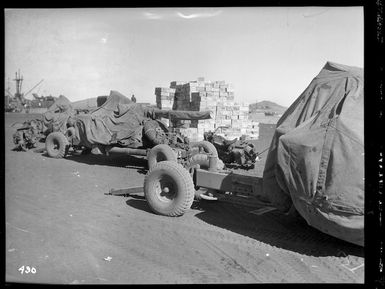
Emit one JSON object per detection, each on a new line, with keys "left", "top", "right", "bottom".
{"left": 4, "top": 7, "right": 363, "bottom": 107}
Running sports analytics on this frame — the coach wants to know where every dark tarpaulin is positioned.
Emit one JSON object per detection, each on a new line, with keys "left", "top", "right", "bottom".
{"left": 75, "top": 90, "right": 148, "bottom": 147}
{"left": 74, "top": 90, "right": 213, "bottom": 147}
{"left": 43, "top": 95, "right": 74, "bottom": 133}
{"left": 262, "top": 62, "right": 364, "bottom": 246}
{"left": 151, "top": 109, "right": 212, "bottom": 120}
{"left": 89, "top": 90, "right": 133, "bottom": 116}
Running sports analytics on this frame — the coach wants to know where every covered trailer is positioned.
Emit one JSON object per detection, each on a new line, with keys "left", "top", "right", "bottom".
{"left": 262, "top": 62, "right": 364, "bottom": 246}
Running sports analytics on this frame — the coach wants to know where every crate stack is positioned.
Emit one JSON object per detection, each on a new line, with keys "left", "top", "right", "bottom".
{"left": 154, "top": 77, "right": 259, "bottom": 142}
{"left": 155, "top": 86, "right": 177, "bottom": 126}
{"left": 155, "top": 87, "right": 175, "bottom": 109}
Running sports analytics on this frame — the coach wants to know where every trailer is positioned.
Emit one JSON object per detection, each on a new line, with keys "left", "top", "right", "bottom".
{"left": 106, "top": 149, "right": 275, "bottom": 217}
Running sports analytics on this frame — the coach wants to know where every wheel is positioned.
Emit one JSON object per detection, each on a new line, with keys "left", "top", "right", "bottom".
{"left": 65, "top": 127, "right": 76, "bottom": 138}
{"left": 147, "top": 144, "right": 177, "bottom": 170}
{"left": 191, "top": 140, "right": 218, "bottom": 157}
{"left": 144, "top": 161, "right": 195, "bottom": 216}
{"left": 45, "top": 132, "right": 69, "bottom": 158}
{"left": 143, "top": 120, "right": 167, "bottom": 145}
{"left": 65, "top": 127, "right": 78, "bottom": 145}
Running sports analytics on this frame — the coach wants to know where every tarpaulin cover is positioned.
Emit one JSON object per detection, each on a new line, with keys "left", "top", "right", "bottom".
{"left": 262, "top": 62, "right": 364, "bottom": 246}
{"left": 75, "top": 90, "right": 148, "bottom": 147}
{"left": 151, "top": 109, "right": 212, "bottom": 120}
{"left": 43, "top": 95, "right": 74, "bottom": 133}
{"left": 74, "top": 90, "right": 213, "bottom": 148}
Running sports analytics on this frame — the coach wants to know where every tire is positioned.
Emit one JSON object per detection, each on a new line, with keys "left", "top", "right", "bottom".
{"left": 191, "top": 140, "right": 218, "bottom": 157}
{"left": 147, "top": 144, "right": 177, "bottom": 170}
{"left": 45, "top": 132, "right": 69, "bottom": 158}
{"left": 65, "top": 127, "right": 76, "bottom": 138}
{"left": 143, "top": 120, "right": 161, "bottom": 145}
{"left": 144, "top": 161, "right": 195, "bottom": 216}
{"left": 143, "top": 120, "right": 167, "bottom": 145}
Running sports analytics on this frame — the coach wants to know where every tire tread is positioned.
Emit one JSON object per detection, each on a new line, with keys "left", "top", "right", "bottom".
{"left": 144, "top": 161, "right": 194, "bottom": 217}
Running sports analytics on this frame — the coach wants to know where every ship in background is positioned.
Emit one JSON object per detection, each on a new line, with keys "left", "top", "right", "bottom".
{"left": 4, "top": 70, "right": 56, "bottom": 113}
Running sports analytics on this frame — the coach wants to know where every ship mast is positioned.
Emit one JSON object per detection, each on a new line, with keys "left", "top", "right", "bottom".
{"left": 14, "top": 69, "right": 23, "bottom": 99}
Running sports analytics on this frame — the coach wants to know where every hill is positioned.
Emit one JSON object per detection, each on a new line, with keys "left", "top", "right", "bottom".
{"left": 248, "top": 100, "right": 287, "bottom": 124}
{"left": 249, "top": 100, "right": 287, "bottom": 114}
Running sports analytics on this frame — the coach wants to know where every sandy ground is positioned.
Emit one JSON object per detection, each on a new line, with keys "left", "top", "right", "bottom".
{"left": 5, "top": 113, "right": 364, "bottom": 284}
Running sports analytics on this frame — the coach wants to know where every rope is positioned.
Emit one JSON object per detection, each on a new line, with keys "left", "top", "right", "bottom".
{"left": 257, "top": 146, "right": 271, "bottom": 156}
{"left": 328, "top": 123, "right": 364, "bottom": 148}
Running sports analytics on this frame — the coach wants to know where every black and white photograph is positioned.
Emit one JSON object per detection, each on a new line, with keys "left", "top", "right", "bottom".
{"left": 4, "top": 7, "right": 365, "bottom": 284}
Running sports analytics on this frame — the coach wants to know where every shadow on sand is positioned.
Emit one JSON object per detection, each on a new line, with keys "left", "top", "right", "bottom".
{"left": 124, "top": 196, "right": 364, "bottom": 258}
{"left": 125, "top": 196, "right": 153, "bottom": 214}
{"left": 192, "top": 201, "right": 364, "bottom": 257}
{"left": 39, "top": 150, "right": 149, "bottom": 174}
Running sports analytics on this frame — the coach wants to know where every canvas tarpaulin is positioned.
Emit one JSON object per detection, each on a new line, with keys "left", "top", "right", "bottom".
{"left": 151, "top": 109, "right": 212, "bottom": 120}
{"left": 74, "top": 90, "right": 213, "bottom": 148}
{"left": 43, "top": 95, "right": 74, "bottom": 133}
{"left": 262, "top": 62, "right": 364, "bottom": 246}
{"left": 75, "top": 90, "right": 148, "bottom": 147}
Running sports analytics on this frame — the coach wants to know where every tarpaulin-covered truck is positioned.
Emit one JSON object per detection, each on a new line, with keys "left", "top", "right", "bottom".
{"left": 262, "top": 62, "right": 364, "bottom": 246}
{"left": 126, "top": 62, "right": 363, "bottom": 247}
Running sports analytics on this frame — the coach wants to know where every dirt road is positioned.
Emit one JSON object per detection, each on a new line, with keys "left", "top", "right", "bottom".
{"left": 5, "top": 113, "right": 364, "bottom": 284}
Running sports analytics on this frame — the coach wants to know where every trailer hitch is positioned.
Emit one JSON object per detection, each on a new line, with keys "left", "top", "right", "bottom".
{"left": 105, "top": 186, "right": 144, "bottom": 196}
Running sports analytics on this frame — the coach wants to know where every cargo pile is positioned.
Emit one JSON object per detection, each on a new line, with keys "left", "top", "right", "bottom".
{"left": 155, "top": 77, "right": 259, "bottom": 142}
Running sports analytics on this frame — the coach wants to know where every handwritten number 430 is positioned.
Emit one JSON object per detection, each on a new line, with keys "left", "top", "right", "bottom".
{"left": 18, "top": 265, "right": 36, "bottom": 274}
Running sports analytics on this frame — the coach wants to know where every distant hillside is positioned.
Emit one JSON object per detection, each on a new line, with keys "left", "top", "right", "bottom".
{"left": 249, "top": 100, "right": 287, "bottom": 114}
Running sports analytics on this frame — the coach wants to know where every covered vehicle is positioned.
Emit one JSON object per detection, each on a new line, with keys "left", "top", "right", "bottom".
{"left": 12, "top": 95, "right": 74, "bottom": 151}
{"left": 262, "top": 62, "right": 364, "bottom": 246}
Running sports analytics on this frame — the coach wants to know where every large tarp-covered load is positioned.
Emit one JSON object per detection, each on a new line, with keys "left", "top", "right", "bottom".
{"left": 74, "top": 90, "right": 213, "bottom": 148}
{"left": 75, "top": 90, "right": 146, "bottom": 147}
{"left": 262, "top": 62, "right": 364, "bottom": 246}
{"left": 43, "top": 95, "right": 74, "bottom": 133}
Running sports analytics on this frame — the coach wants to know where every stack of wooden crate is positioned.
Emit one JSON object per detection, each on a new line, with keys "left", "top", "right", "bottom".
{"left": 154, "top": 77, "right": 259, "bottom": 142}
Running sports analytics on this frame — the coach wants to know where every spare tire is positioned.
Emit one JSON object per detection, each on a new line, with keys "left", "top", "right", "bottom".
{"left": 45, "top": 132, "right": 69, "bottom": 158}
{"left": 144, "top": 161, "right": 194, "bottom": 216}
{"left": 143, "top": 120, "right": 166, "bottom": 145}
{"left": 148, "top": 144, "right": 177, "bottom": 170}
